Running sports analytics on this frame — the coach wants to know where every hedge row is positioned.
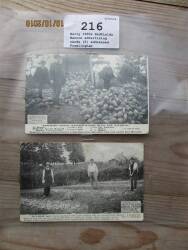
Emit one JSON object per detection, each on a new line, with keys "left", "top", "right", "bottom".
{"left": 21, "top": 165, "right": 144, "bottom": 189}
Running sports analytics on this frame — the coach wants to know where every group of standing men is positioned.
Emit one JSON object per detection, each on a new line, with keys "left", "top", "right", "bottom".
{"left": 34, "top": 55, "right": 65, "bottom": 106}
{"left": 42, "top": 158, "right": 139, "bottom": 197}
{"left": 87, "top": 158, "right": 139, "bottom": 191}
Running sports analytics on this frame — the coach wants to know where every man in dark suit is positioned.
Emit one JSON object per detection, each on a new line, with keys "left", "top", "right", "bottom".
{"left": 42, "top": 162, "right": 55, "bottom": 197}
{"left": 50, "top": 55, "right": 66, "bottom": 106}
{"left": 99, "top": 64, "right": 114, "bottom": 89}
{"left": 34, "top": 60, "right": 50, "bottom": 99}
{"left": 129, "top": 158, "right": 139, "bottom": 191}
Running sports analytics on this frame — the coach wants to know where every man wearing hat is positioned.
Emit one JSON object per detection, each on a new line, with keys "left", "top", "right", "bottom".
{"left": 98, "top": 64, "right": 114, "bottom": 89}
{"left": 50, "top": 55, "right": 66, "bottom": 106}
{"left": 34, "top": 60, "right": 50, "bottom": 99}
{"left": 42, "top": 162, "right": 55, "bottom": 197}
{"left": 129, "top": 157, "right": 139, "bottom": 191}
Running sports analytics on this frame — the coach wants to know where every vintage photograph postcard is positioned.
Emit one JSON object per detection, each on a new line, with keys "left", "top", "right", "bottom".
{"left": 20, "top": 143, "right": 144, "bottom": 222}
{"left": 25, "top": 54, "right": 149, "bottom": 134}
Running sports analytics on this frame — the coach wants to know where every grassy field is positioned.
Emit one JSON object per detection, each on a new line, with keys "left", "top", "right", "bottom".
{"left": 20, "top": 180, "right": 144, "bottom": 214}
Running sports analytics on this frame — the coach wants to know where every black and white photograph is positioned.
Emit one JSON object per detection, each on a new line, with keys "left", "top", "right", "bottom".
{"left": 25, "top": 54, "right": 149, "bottom": 134}
{"left": 20, "top": 143, "right": 144, "bottom": 222}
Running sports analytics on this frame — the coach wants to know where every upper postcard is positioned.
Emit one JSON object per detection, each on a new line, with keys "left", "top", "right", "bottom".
{"left": 25, "top": 54, "right": 149, "bottom": 134}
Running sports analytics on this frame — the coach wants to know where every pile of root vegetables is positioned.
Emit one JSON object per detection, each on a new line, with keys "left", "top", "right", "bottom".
{"left": 61, "top": 80, "right": 148, "bottom": 124}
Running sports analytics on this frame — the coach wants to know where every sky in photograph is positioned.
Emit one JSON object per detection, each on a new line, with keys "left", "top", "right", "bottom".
{"left": 82, "top": 143, "right": 143, "bottom": 162}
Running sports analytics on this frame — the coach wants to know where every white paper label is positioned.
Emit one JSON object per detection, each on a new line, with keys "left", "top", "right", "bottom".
{"left": 121, "top": 201, "right": 141, "bottom": 213}
{"left": 27, "top": 115, "right": 48, "bottom": 124}
{"left": 64, "top": 15, "right": 119, "bottom": 49}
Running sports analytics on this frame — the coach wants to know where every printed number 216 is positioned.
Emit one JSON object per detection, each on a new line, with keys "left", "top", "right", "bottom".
{"left": 81, "top": 22, "right": 103, "bottom": 31}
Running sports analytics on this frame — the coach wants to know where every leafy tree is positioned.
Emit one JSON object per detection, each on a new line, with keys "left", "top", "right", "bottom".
{"left": 118, "top": 56, "right": 147, "bottom": 85}
{"left": 65, "top": 143, "right": 85, "bottom": 165}
{"left": 20, "top": 143, "right": 65, "bottom": 165}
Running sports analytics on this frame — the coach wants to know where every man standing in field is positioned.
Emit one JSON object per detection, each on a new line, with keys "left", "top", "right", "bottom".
{"left": 129, "top": 158, "right": 139, "bottom": 191}
{"left": 42, "top": 162, "right": 55, "bottom": 197}
{"left": 87, "top": 159, "right": 99, "bottom": 188}
{"left": 50, "top": 55, "right": 66, "bottom": 107}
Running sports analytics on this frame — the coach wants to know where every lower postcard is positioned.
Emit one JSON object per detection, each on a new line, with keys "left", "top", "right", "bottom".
{"left": 20, "top": 142, "right": 144, "bottom": 222}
